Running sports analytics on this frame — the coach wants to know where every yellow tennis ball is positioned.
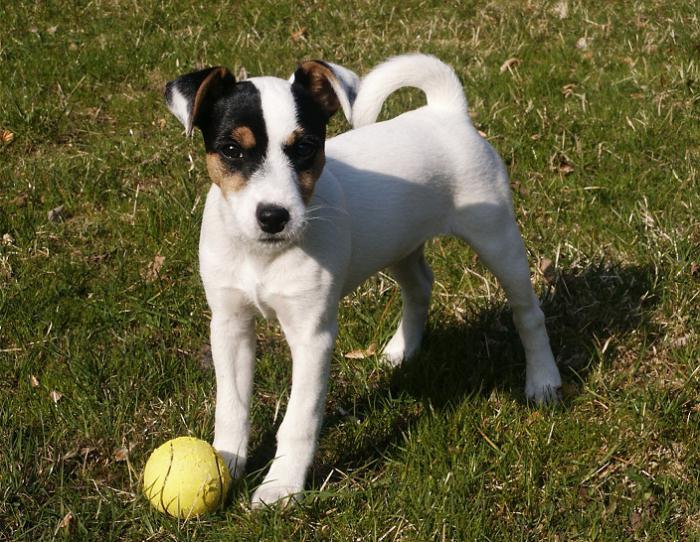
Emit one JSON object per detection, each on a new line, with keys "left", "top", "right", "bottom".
{"left": 143, "top": 436, "right": 232, "bottom": 518}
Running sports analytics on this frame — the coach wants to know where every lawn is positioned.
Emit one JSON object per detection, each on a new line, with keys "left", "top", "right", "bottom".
{"left": 1, "top": 0, "right": 699, "bottom": 540}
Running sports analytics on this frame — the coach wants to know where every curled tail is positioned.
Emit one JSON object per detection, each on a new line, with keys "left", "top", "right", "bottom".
{"left": 351, "top": 54, "right": 467, "bottom": 128}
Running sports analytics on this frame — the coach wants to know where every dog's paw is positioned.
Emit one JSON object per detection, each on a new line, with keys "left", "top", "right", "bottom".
{"left": 251, "top": 483, "right": 301, "bottom": 509}
{"left": 380, "top": 347, "right": 404, "bottom": 368}
{"left": 525, "top": 372, "right": 563, "bottom": 405}
{"left": 526, "top": 383, "right": 562, "bottom": 404}
{"left": 525, "top": 360, "right": 562, "bottom": 405}
{"left": 381, "top": 334, "right": 418, "bottom": 368}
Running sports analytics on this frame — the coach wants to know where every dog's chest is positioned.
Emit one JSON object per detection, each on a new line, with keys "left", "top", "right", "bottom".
{"left": 236, "top": 259, "right": 277, "bottom": 319}
{"left": 199, "top": 248, "right": 273, "bottom": 318}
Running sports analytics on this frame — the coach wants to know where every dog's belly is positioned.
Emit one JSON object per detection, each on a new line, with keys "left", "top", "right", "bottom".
{"left": 338, "top": 181, "right": 446, "bottom": 294}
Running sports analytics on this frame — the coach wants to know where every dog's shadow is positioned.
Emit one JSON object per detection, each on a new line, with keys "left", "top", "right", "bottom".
{"left": 246, "top": 260, "right": 658, "bottom": 488}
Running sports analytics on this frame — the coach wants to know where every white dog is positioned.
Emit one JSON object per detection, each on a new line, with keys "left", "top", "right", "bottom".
{"left": 164, "top": 54, "right": 562, "bottom": 507}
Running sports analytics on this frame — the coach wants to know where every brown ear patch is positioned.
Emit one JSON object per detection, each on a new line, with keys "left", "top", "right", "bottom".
{"left": 206, "top": 153, "right": 246, "bottom": 195}
{"left": 232, "top": 126, "right": 256, "bottom": 149}
{"left": 297, "top": 149, "right": 325, "bottom": 203}
{"left": 296, "top": 61, "right": 340, "bottom": 117}
{"left": 191, "top": 67, "right": 233, "bottom": 130}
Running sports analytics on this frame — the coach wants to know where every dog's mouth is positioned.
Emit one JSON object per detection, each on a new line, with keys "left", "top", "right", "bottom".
{"left": 256, "top": 220, "right": 306, "bottom": 248}
{"left": 258, "top": 236, "right": 288, "bottom": 245}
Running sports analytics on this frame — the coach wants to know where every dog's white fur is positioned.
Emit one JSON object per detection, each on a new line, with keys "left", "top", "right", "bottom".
{"left": 180, "top": 54, "right": 561, "bottom": 507}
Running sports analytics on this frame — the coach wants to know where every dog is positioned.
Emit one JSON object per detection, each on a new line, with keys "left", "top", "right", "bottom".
{"left": 164, "top": 54, "right": 562, "bottom": 507}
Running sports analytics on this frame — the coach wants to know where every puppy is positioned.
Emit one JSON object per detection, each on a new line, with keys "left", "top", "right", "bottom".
{"left": 164, "top": 54, "right": 562, "bottom": 507}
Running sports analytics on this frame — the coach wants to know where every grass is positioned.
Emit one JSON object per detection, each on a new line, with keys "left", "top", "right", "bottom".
{"left": 1, "top": 0, "right": 699, "bottom": 540}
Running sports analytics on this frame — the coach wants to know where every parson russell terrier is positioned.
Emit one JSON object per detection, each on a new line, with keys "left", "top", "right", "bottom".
{"left": 164, "top": 54, "right": 562, "bottom": 507}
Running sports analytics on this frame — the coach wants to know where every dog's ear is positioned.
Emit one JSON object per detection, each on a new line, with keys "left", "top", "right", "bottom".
{"left": 291, "top": 60, "right": 359, "bottom": 122}
{"left": 164, "top": 66, "right": 235, "bottom": 136}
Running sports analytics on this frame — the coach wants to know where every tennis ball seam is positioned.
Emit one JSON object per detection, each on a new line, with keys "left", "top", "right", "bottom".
{"left": 212, "top": 444, "right": 225, "bottom": 510}
{"left": 159, "top": 441, "right": 175, "bottom": 514}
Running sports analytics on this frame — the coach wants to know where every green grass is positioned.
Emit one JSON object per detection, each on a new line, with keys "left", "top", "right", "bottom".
{"left": 2, "top": 0, "right": 699, "bottom": 540}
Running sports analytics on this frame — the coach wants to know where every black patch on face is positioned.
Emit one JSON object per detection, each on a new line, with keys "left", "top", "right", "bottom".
{"left": 288, "top": 83, "right": 328, "bottom": 169}
{"left": 197, "top": 81, "right": 269, "bottom": 180}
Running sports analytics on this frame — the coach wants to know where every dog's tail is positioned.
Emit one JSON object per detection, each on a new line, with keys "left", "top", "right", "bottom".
{"left": 351, "top": 54, "right": 467, "bottom": 128}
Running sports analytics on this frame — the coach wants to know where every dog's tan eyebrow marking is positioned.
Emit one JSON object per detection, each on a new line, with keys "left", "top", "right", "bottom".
{"left": 231, "top": 126, "right": 256, "bottom": 149}
{"left": 206, "top": 153, "right": 246, "bottom": 195}
{"left": 284, "top": 128, "right": 304, "bottom": 147}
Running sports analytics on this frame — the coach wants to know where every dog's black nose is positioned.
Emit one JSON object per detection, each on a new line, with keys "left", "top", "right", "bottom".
{"left": 256, "top": 204, "right": 290, "bottom": 234}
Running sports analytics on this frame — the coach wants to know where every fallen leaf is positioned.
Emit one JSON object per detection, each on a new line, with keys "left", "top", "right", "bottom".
{"left": 1, "top": 129, "right": 14, "bottom": 144}
{"left": 576, "top": 36, "right": 589, "bottom": 50}
{"left": 113, "top": 447, "right": 128, "bottom": 461}
{"left": 141, "top": 254, "right": 165, "bottom": 282}
{"left": 499, "top": 57, "right": 520, "bottom": 73}
{"left": 551, "top": 154, "right": 575, "bottom": 175}
{"left": 47, "top": 205, "right": 66, "bottom": 222}
{"left": 558, "top": 162, "right": 575, "bottom": 175}
{"left": 538, "top": 257, "right": 556, "bottom": 284}
{"left": 344, "top": 350, "right": 364, "bottom": 359}
{"left": 344, "top": 343, "right": 377, "bottom": 359}
{"left": 691, "top": 262, "right": 699, "bottom": 276}
{"left": 57, "top": 511, "right": 73, "bottom": 531}
{"left": 561, "top": 83, "right": 577, "bottom": 97}
{"left": 30, "top": 375, "right": 39, "bottom": 387}
{"left": 290, "top": 27, "right": 307, "bottom": 43}
{"left": 50, "top": 390, "right": 63, "bottom": 404}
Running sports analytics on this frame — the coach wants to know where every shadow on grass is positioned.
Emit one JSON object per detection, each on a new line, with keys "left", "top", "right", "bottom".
{"left": 400, "top": 260, "right": 659, "bottom": 406}
{"left": 297, "top": 260, "right": 661, "bottom": 484}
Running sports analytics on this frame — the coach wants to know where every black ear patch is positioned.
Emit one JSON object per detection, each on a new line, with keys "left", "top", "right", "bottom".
{"left": 165, "top": 66, "right": 236, "bottom": 135}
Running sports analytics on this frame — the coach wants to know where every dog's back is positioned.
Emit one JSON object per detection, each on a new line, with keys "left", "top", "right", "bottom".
{"left": 321, "top": 55, "right": 510, "bottom": 291}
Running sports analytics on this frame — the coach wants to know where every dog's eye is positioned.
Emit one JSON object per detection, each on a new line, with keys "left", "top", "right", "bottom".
{"left": 220, "top": 143, "right": 244, "bottom": 161}
{"left": 295, "top": 139, "right": 318, "bottom": 160}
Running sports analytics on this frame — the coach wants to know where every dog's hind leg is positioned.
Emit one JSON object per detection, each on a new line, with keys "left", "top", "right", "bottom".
{"left": 449, "top": 203, "right": 562, "bottom": 403}
{"left": 382, "top": 244, "right": 434, "bottom": 367}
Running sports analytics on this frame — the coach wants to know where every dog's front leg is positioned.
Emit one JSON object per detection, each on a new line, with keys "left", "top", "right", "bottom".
{"left": 251, "top": 305, "right": 338, "bottom": 508}
{"left": 209, "top": 296, "right": 256, "bottom": 480}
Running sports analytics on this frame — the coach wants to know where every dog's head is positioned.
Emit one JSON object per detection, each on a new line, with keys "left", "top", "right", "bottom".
{"left": 164, "top": 61, "right": 358, "bottom": 250}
